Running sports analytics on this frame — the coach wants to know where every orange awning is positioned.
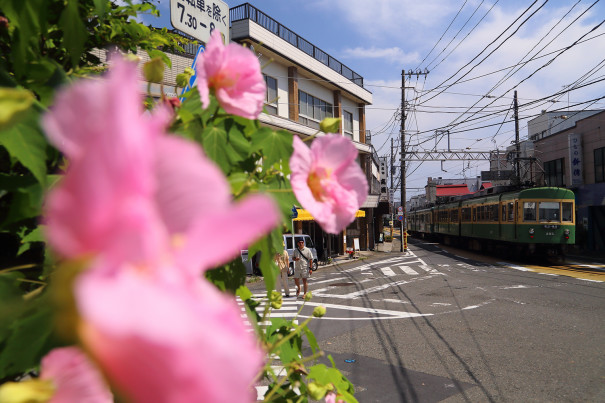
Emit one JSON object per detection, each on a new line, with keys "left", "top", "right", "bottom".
{"left": 293, "top": 209, "right": 365, "bottom": 221}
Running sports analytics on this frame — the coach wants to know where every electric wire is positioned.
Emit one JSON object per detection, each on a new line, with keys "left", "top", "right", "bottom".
{"left": 415, "top": 0, "right": 470, "bottom": 70}
{"left": 416, "top": 0, "right": 543, "bottom": 105}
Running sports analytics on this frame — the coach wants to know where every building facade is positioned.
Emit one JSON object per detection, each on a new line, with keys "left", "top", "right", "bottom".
{"left": 229, "top": 3, "right": 378, "bottom": 255}
{"left": 532, "top": 110, "right": 605, "bottom": 253}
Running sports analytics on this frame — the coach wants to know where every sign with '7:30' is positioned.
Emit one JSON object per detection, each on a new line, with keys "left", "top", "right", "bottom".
{"left": 170, "top": 0, "right": 229, "bottom": 43}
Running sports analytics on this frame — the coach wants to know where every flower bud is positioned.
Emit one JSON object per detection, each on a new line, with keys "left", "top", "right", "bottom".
{"left": 176, "top": 73, "right": 189, "bottom": 88}
{"left": 320, "top": 117, "right": 341, "bottom": 133}
{"left": 143, "top": 57, "right": 164, "bottom": 83}
{"left": 270, "top": 290, "right": 282, "bottom": 309}
{"left": 312, "top": 306, "right": 326, "bottom": 318}
{"left": 307, "top": 382, "right": 329, "bottom": 401}
{"left": 304, "top": 292, "right": 312, "bottom": 301}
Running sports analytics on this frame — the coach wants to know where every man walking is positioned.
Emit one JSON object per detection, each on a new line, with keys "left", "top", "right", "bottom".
{"left": 293, "top": 239, "right": 312, "bottom": 299}
{"left": 274, "top": 245, "right": 291, "bottom": 297}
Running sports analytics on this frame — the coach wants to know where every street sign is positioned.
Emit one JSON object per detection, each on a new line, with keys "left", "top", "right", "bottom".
{"left": 397, "top": 215, "right": 403, "bottom": 221}
{"left": 170, "top": 0, "right": 229, "bottom": 43}
{"left": 397, "top": 206, "right": 403, "bottom": 212}
{"left": 179, "top": 44, "right": 204, "bottom": 101}
{"left": 291, "top": 206, "right": 298, "bottom": 219}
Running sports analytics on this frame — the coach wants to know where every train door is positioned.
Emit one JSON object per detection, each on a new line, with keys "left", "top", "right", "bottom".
{"left": 514, "top": 200, "right": 518, "bottom": 239}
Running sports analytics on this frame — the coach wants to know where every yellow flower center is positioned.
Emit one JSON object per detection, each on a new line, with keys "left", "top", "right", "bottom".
{"left": 308, "top": 169, "right": 329, "bottom": 201}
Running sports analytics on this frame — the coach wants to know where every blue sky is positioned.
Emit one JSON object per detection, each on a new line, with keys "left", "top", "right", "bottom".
{"left": 142, "top": 0, "right": 605, "bottom": 199}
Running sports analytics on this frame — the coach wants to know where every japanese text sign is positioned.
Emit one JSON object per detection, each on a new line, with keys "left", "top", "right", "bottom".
{"left": 170, "top": 0, "right": 229, "bottom": 43}
{"left": 568, "top": 133, "right": 583, "bottom": 186}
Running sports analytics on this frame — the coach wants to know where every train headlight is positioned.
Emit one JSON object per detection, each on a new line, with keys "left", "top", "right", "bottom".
{"left": 529, "top": 228, "right": 534, "bottom": 239}
{"left": 564, "top": 229, "right": 570, "bottom": 240}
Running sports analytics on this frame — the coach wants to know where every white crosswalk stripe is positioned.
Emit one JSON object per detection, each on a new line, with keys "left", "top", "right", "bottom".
{"left": 399, "top": 265, "right": 418, "bottom": 275}
{"left": 380, "top": 267, "right": 396, "bottom": 276}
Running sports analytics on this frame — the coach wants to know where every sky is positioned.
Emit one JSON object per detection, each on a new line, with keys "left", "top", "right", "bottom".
{"left": 141, "top": 0, "right": 605, "bottom": 200}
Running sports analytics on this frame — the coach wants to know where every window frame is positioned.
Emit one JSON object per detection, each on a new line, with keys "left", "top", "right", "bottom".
{"left": 298, "top": 90, "right": 333, "bottom": 128}
{"left": 263, "top": 74, "right": 278, "bottom": 115}
{"left": 544, "top": 158, "right": 565, "bottom": 187}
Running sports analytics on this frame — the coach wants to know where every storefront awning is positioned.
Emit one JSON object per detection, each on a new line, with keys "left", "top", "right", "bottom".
{"left": 293, "top": 209, "right": 365, "bottom": 221}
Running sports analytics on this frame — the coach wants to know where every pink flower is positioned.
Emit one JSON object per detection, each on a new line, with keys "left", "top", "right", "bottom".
{"left": 325, "top": 391, "right": 344, "bottom": 403}
{"left": 42, "top": 56, "right": 278, "bottom": 401}
{"left": 40, "top": 347, "right": 113, "bottom": 403}
{"left": 76, "top": 265, "right": 262, "bottom": 403}
{"left": 43, "top": 57, "right": 280, "bottom": 274}
{"left": 196, "top": 30, "right": 265, "bottom": 119}
{"left": 290, "top": 135, "right": 368, "bottom": 234}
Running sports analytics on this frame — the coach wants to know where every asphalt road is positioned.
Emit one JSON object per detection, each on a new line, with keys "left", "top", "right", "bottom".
{"left": 249, "top": 239, "right": 605, "bottom": 402}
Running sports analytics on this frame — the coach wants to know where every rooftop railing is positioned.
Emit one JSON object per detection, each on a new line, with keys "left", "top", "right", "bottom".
{"left": 230, "top": 3, "right": 365, "bottom": 88}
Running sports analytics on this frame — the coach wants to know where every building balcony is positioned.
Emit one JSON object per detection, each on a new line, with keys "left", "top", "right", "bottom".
{"left": 229, "top": 3, "right": 371, "bottom": 104}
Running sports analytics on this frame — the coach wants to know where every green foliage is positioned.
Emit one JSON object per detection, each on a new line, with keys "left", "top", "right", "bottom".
{"left": 0, "top": 1, "right": 357, "bottom": 401}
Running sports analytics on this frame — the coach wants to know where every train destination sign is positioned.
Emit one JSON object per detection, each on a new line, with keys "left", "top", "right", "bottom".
{"left": 170, "top": 0, "right": 229, "bottom": 43}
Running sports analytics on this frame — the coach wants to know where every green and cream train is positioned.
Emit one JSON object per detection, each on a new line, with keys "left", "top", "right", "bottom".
{"left": 407, "top": 187, "right": 575, "bottom": 257}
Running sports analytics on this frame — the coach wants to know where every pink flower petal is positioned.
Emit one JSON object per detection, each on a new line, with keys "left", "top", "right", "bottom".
{"left": 40, "top": 347, "right": 112, "bottom": 403}
{"left": 197, "top": 31, "right": 265, "bottom": 119}
{"left": 76, "top": 267, "right": 263, "bottom": 403}
{"left": 177, "top": 194, "right": 281, "bottom": 274}
{"left": 290, "top": 135, "right": 368, "bottom": 234}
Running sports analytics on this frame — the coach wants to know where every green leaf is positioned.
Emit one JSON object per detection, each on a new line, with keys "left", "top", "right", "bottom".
{"left": 93, "top": 0, "right": 107, "bottom": 18}
{"left": 59, "top": 0, "right": 88, "bottom": 67}
{"left": 303, "top": 325, "right": 319, "bottom": 355}
{"left": 2, "top": 182, "right": 44, "bottom": 228}
{"left": 18, "top": 225, "right": 46, "bottom": 255}
{"left": 201, "top": 125, "right": 230, "bottom": 173}
{"left": 235, "top": 285, "right": 252, "bottom": 301}
{"left": 0, "top": 88, "right": 35, "bottom": 131}
{"left": 0, "top": 111, "right": 47, "bottom": 185}
{"left": 228, "top": 172, "right": 249, "bottom": 196}
{"left": 0, "top": 296, "right": 56, "bottom": 379}
{"left": 251, "top": 128, "right": 293, "bottom": 170}
{"left": 204, "top": 258, "right": 246, "bottom": 294}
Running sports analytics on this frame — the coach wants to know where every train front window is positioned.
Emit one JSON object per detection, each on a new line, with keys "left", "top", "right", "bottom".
{"left": 523, "top": 202, "right": 537, "bottom": 221}
{"left": 539, "top": 201, "right": 560, "bottom": 222}
{"left": 562, "top": 202, "right": 573, "bottom": 222}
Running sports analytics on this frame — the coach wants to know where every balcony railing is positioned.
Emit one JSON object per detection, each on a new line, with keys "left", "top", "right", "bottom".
{"left": 230, "top": 3, "right": 365, "bottom": 88}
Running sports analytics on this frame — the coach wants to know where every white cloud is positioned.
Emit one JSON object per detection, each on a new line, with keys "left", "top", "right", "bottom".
{"left": 340, "top": 46, "right": 420, "bottom": 65}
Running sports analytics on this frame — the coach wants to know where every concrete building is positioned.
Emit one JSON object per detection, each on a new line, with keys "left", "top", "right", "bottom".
{"left": 228, "top": 3, "right": 378, "bottom": 255}
{"left": 531, "top": 110, "right": 605, "bottom": 253}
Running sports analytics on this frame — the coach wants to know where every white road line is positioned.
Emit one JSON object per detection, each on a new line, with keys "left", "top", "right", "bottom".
{"left": 398, "top": 265, "right": 418, "bottom": 275}
{"left": 380, "top": 267, "right": 396, "bottom": 277}
{"left": 578, "top": 278, "right": 604, "bottom": 283}
{"left": 497, "top": 262, "right": 532, "bottom": 272}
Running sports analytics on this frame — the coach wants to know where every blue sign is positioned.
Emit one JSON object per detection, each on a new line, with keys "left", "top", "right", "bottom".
{"left": 397, "top": 215, "right": 404, "bottom": 221}
{"left": 291, "top": 206, "right": 298, "bottom": 219}
{"left": 179, "top": 45, "right": 205, "bottom": 101}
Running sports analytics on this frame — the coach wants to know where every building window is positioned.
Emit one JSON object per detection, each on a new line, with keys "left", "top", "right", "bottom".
{"left": 544, "top": 158, "right": 565, "bottom": 187}
{"left": 343, "top": 110, "right": 353, "bottom": 140}
{"left": 298, "top": 90, "right": 333, "bottom": 129}
{"left": 263, "top": 74, "right": 278, "bottom": 115}
{"left": 595, "top": 147, "right": 605, "bottom": 183}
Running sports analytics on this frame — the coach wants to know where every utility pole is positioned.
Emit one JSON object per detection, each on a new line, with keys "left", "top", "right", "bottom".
{"left": 390, "top": 138, "right": 394, "bottom": 239}
{"left": 514, "top": 90, "right": 520, "bottom": 185}
{"left": 400, "top": 69, "right": 428, "bottom": 252}
{"left": 400, "top": 71, "right": 406, "bottom": 252}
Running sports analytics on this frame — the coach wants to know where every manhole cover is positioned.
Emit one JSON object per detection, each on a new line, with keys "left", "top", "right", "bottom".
{"left": 331, "top": 282, "right": 356, "bottom": 287}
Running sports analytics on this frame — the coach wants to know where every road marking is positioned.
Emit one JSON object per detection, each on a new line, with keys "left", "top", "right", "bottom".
{"left": 399, "top": 265, "right": 418, "bottom": 275}
{"left": 380, "top": 267, "right": 396, "bottom": 277}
